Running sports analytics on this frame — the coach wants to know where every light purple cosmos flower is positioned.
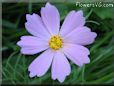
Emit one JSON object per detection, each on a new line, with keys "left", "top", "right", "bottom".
{"left": 17, "top": 3, "right": 97, "bottom": 83}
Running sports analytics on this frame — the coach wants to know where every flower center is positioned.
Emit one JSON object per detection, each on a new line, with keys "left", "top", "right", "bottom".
{"left": 49, "top": 35, "right": 63, "bottom": 50}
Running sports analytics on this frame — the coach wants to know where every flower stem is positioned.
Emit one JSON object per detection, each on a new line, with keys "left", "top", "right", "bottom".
{"left": 82, "top": 65, "right": 85, "bottom": 83}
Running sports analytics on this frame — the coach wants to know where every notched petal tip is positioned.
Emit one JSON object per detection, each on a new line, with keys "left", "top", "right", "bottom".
{"left": 78, "top": 57, "right": 90, "bottom": 66}
{"left": 90, "top": 32, "right": 97, "bottom": 44}
{"left": 20, "top": 36, "right": 25, "bottom": 40}
{"left": 29, "top": 72, "right": 36, "bottom": 78}
{"left": 28, "top": 67, "right": 44, "bottom": 78}
{"left": 46, "top": 2, "right": 51, "bottom": 6}
{"left": 93, "top": 32, "right": 97, "bottom": 38}
{"left": 20, "top": 49, "right": 25, "bottom": 54}
{"left": 45, "top": 2, "right": 56, "bottom": 8}
{"left": 74, "top": 10, "right": 84, "bottom": 17}
{"left": 77, "top": 10, "right": 83, "bottom": 16}
{"left": 85, "top": 57, "right": 90, "bottom": 64}
{"left": 26, "top": 14, "right": 31, "bottom": 21}
{"left": 78, "top": 63, "right": 84, "bottom": 67}
{"left": 78, "top": 64, "right": 84, "bottom": 67}
{"left": 16, "top": 41, "right": 21, "bottom": 46}
{"left": 26, "top": 13, "right": 36, "bottom": 21}
{"left": 25, "top": 22, "right": 28, "bottom": 27}
{"left": 71, "top": 10, "right": 76, "bottom": 13}
{"left": 32, "top": 13, "right": 36, "bottom": 15}
{"left": 36, "top": 74, "right": 43, "bottom": 77}
{"left": 57, "top": 77, "right": 66, "bottom": 83}
{"left": 83, "top": 26, "right": 91, "bottom": 31}
{"left": 52, "top": 76, "right": 56, "bottom": 80}
{"left": 16, "top": 36, "right": 26, "bottom": 46}
{"left": 66, "top": 70, "right": 71, "bottom": 76}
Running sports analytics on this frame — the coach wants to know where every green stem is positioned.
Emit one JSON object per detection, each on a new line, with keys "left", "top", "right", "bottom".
{"left": 82, "top": 65, "right": 85, "bottom": 83}
{"left": 86, "top": 20, "right": 100, "bottom": 25}
{"left": 28, "top": 2, "right": 32, "bottom": 14}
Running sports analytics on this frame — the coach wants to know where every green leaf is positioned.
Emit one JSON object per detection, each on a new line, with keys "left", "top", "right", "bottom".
{"left": 93, "top": 8, "right": 114, "bottom": 19}
{"left": 2, "top": 20, "right": 17, "bottom": 29}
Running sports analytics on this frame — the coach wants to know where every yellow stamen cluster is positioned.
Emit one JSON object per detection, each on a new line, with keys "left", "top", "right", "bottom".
{"left": 49, "top": 35, "right": 63, "bottom": 50}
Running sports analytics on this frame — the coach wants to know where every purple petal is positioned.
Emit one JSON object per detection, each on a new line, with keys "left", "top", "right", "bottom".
{"left": 63, "top": 26, "right": 97, "bottom": 45}
{"left": 51, "top": 51, "right": 71, "bottom": 83}
{"left": 60, "top": 10, "right": 85, "bottom": 37}
{"left": 63, "top": 43, "right": 90, "bottom": 67}
{"left": 17, "top": 36, "right": 48, "bottom": 55}
{"left": 25, "top": 13, "right": 50, "bottom": 40}
{"left": 29, "top": 49, "right": 55, "bottom": 77}
{"left": 41, "top": 3, "right": 60, "bottom": 35}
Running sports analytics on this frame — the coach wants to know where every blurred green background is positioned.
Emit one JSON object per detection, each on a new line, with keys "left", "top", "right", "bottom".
{"left": 2, "top": 2, "right": 114, "bottom": 85}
